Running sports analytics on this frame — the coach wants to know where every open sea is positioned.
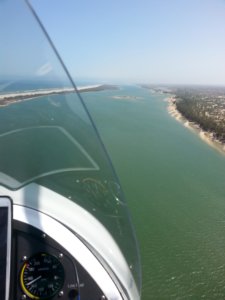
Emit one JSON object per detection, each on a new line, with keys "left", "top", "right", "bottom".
{"left": 1, "top": 83, "right": 225, "bottom": 299}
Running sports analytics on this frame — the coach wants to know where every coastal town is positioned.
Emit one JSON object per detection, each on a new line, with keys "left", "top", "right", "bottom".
{"left": 174, "top": 87, "right": 225, "bottom": 144}
{"left": 142, "top": 84, "right": 225, "bottom": 149}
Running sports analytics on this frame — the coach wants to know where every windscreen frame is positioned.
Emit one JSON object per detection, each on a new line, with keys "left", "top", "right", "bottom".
{"left": 0, "top": 197, "right": 12, "bottom": 300}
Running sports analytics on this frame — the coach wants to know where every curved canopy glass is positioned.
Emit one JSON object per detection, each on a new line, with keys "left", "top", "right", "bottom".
{"left": 0, "top": 0, "right": 141, "bottom": 296}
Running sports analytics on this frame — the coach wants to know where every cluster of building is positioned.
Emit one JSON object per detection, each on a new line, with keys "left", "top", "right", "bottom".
{"left": 174, "top": 86, "right": 225, "bottom": 143}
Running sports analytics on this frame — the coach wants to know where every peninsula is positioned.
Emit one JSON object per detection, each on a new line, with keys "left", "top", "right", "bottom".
{"left": 0, "top": 84, "right": 117, "bottom": 107}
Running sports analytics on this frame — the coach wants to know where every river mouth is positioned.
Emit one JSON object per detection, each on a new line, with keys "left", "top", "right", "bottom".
{"left": 1, "top": 85, "right": 225, "bottom": 299}
{"left": 84, "top": 85, "right": 225, "bottom": 299}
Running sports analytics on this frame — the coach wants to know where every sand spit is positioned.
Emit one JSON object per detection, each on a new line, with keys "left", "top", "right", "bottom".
{"left": 0, "top": 84, "right": 114, "bottom": 107}
{"left": 167, "top": 96, "right": 225, "bottom": 155}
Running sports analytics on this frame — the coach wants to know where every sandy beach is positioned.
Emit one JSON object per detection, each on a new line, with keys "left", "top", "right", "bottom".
{"left": 0, "top": 84, "right": 110, "bottom": 107}
{"left": 167, "top": 96, "right": 225, "bottom": 155}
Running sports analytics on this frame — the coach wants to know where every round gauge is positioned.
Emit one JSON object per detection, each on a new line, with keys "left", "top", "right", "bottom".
{"left": 20, "top": 253, "right": 64, "bottom": 299}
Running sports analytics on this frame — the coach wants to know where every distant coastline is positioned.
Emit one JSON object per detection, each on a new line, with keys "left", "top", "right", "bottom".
{"left": 0, "top": 84, "right": 117, "bottom": 107}
{"left": 140, "top": 84, "right": 225, "bottom": 155}
{"left": 166, "top": 96, "right": 225, "bottom": 155}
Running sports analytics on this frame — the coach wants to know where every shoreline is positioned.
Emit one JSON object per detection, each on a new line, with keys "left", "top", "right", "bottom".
{"left": 0, "top": 84, "right": 117, "bottom": 107}
{"left": 166, "top": 96, "right": 225, "bottom": 155}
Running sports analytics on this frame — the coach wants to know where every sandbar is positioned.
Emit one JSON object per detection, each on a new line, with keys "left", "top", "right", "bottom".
{"left": 111, "top": 95, "right": 143, "bottom": 102}
{"left": 0, "top": 84, "right": 117, "bottom": 107}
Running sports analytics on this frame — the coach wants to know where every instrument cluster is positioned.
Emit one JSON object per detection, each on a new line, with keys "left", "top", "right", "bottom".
{"left": 12, "top": 220, "right": 105, "bottom": 300}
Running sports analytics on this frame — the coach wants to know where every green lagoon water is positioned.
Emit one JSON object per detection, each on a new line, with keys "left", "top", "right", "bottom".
{"left": 84, "top": 86, "right": 225, "bottom": 299}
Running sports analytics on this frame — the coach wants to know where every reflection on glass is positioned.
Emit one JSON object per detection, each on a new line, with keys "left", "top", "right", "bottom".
{"left": 0, "top": 0, "right": 141, "bottom": 294}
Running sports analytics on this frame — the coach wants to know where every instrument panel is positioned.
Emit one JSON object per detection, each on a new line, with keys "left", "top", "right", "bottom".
{"left": 20, "top": 253, "right": 65, "bottom": 299}
{"left": 12, "top": 220, "right": 105, "bottom": 300}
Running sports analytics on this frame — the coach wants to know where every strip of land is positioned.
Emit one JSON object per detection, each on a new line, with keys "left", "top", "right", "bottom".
{"left": 0, "top": 84, "right": 117, "bottom": 107}
{"left": 166, "top": 96, "right": 225, "bottom": 154}
{"left": 141, "top": 84, "right": 225, "bottom": 154}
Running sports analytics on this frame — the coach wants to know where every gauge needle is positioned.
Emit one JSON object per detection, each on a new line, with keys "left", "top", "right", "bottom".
{"left": 26, "top": 275, "right": 42, "bottom": 286}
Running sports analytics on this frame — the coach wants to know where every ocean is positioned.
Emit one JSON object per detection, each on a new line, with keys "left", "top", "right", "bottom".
{"left": 1, "top": 83, "right": 225, "bottom": 299}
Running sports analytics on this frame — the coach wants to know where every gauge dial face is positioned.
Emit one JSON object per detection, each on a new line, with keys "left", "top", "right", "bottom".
{"left": 20, "top": 253, "right": 64, "bottom": 299}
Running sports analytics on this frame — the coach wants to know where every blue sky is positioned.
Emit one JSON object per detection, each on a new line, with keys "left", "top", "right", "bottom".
{"left": 1, "top": 0, "right": 225, "bottom": 85}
